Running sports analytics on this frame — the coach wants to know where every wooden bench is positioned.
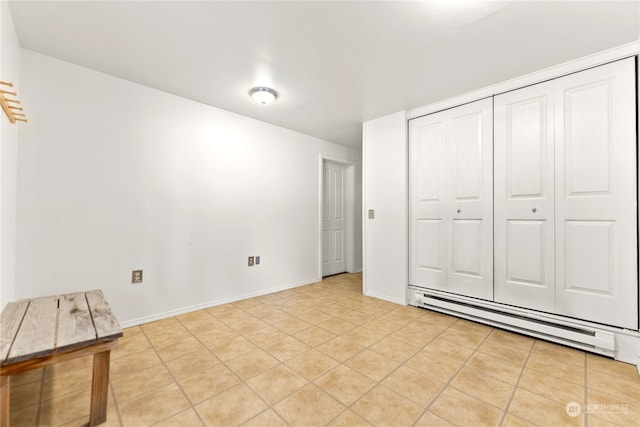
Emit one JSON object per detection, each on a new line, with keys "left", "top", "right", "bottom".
{"left": 0, "top": 290, "right": 123, "bottom": 426}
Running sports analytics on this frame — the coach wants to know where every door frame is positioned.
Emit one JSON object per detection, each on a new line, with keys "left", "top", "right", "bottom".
{"left": 319, "top": 156, "right": 356, "bottom": 278}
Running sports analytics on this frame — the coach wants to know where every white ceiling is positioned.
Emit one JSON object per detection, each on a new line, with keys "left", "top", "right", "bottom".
{"left": 8, "top": 1, "right": 640, "bottom": 150}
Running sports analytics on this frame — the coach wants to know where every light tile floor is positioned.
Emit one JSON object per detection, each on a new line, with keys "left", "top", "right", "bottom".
{"left": 8, "top": 273, "right": 640, "bottom": 426}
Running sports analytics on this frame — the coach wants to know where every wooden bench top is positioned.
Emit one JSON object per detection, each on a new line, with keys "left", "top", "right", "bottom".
{"left": 0, "top": 290, "right": 123, "bottom": 367}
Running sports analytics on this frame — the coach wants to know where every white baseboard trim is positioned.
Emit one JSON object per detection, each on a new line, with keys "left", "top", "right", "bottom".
{"left": 119, "top": 277, "right": 321, "bottom": 328}
{"left": 362, "top": 290, "right": 406, "bottom": 306}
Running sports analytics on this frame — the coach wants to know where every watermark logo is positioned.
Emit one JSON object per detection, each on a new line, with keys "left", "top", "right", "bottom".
{"left": 565, "top": 401, "right": 629, "bottom": 417}
{"left": 565, "top": 402, "right": 581, "bottom": 417}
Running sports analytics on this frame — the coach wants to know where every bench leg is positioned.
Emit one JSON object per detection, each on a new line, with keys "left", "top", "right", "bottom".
{"left": 1, "top": 375, "right": 9, "bottom": 427}
{"left": 89, "top": 350, "right": 111, "bottom": 426}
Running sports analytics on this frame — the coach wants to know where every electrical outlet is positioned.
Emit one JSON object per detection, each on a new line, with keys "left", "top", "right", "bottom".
{"left": 255, "top": 256, "right": 260, "bottom": 265}
{"left": 132, "top": 270, "right": 143, "bottom": 283}
{"left": 248, "top": 256, "right": 254, "bottom": 266}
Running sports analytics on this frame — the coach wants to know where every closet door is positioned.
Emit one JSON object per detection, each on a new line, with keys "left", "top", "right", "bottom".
{"left": 555, "top": 58, "right": 637, "bottom": 329}
{"left": 410, "top": 98, "right": 493, "bottom": 300}
{"left": 410, "top": 111, "right": 448, "bottom": 290}
{"left": 494, "top": 82, "right": 556, "bottom": 312}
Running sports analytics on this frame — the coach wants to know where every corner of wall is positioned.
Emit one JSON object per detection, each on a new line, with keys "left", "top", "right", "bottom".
{"left": 362, "top": 110, "right": 408, "bottom": 305}
{"left": 0, "top": 1, "right": 20, "bottom": 309}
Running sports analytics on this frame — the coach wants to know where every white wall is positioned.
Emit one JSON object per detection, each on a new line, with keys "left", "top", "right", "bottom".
{"left": 362, "top": 111, "right": 407, "bottom": 304}
{"left": 0, "top": 1, "right": 20, "bottom": 310}
{"left": 16, "top": 50, "right": 361, "bottom": 325}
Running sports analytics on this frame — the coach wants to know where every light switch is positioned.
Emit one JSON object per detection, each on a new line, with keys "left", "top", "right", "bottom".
{"left": 368, "top": 209, "right": 375, "bottom": 219}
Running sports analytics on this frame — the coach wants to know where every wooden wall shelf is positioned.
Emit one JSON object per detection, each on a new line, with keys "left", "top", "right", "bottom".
{"left": 0, "top": 81, "right": 27, "bottom": 124}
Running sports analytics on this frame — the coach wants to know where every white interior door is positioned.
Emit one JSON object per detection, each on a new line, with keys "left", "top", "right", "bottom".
{"left": 494, "top": 81, "right": 556, "bottom": 312}
{"left": 554, "top": 58, "right": 637, "bottom": 329}
{"left": 410, "top": 98, "right": 493, "bottom": 300}
{"left": 322, "top": 161, "right": 347, "bottom": 277}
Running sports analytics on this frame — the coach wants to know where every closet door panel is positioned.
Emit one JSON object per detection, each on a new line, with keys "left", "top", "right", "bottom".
{"left": 452, "top": 219, "right": 482, "bottom": 277}
{"left": 416, "top": 123, "right": 443, "bottom": 202}
{"left": 508, "top": 101, "right": 546, "bottom": 197}
{"left": 555, "top": 58, "right": 637, "bottom": 329}
{"left": 447, "top": 100, "right": 493, "bottom": 300}
{"left": 453, "top": 114, "right": 483, "bottom": 200}
{"left": 415, "top": 219, "right": 446, "bottom": 287}
{"left": 564, "top": 220, "right": 614, "bottom": 293}
{"left": 494, "top": 83, "right": 555, "bottom": 312}
{"left": 410, "top": 118, "right": 450, "bottom": 289}
{"left": 564, "top": 84, "right": 611, "bottom": 194}
{"left": 506, "top": 220, "right": 546, "bottom": 287}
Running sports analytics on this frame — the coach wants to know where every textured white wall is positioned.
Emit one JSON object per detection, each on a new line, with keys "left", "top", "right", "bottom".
{"left": 362, "top": 111, "right": 407, "bottom": 304}
{"left": 0, "top": 2, "right": 20, "bottom": 310}
{"left": 16, "top": 50, "right": 361, "bottom": 325}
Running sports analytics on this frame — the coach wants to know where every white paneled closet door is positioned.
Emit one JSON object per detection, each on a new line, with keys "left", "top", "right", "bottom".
{"left": 554, "top": 58, "right": 637, "bottom": 329}
{"left": 410, "top": 98, "right": 493, "bottom": 300}
{"left": 495, "top": 57, "right": 637, "bottom": 329}
{"left": 494, "top": 81, "right": 556, "bottom": 312}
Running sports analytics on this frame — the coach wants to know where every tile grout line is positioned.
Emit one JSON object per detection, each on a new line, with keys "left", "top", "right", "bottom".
{"left": 497, "top": 338, "right": 536, "bottom": 427}
{"left": 236, "top": 287, "right": 404, "bottom": 426}
{"left": 139, "top": 325, "right": 211, "bottom": 426}
{"left": 421, "top": 328, "right": 472, "bottom": 424}
{"left": 402, "top": 327, "right": 445, "bottom": 427}
{"left": 415, "top": 319, "right": 497, "bottom": 426}
{"left": 583, "top": 352, "right": 588, "bottom": 427}
{"left": 335, "top": 307, "right": 476, "bottom": 425}
{"left": 362, "top": 327, "right": 430, "bottom": 423}
{"left": 189, "top": 303, "right": 296, "bottom": 426}
{"left": 240, "top": 292, "right": 381, "bottom": 426}
{"left": 233, "top": 301, "right": 316, "bottom": 426}
{"left": 177, "top": 312, "right": 273, "bottom": 426}
{"left": 312, "top": 311, "right": 464, "bottom": 426}
{"left": 316, "top": 298, "right": 415, "bottom": 424}
{"left": 316, "top": 327, "right": 404, "bottom": 425}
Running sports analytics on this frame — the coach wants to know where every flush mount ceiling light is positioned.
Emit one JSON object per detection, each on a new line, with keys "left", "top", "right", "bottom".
{"left": 249, "top": 86, "right": 278, "bottom": 105}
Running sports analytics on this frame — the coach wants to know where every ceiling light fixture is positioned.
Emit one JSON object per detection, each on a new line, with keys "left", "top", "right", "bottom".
{"left": 249, "top": 86, "right": 278, "bottom": 105}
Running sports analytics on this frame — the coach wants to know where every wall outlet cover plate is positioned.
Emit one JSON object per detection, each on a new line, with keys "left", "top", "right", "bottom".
{"left": 132, "top": 270, "right": 143, "bottom": 283}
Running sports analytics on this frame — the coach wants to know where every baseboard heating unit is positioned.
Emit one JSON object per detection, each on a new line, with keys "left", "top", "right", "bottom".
{"left": 408, "top": 287, "right": 617, "bottom": 357}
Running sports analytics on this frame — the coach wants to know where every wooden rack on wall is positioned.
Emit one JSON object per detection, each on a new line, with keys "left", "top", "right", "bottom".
{"left": 0, "top": 81, "right": 27, "bottom": 123}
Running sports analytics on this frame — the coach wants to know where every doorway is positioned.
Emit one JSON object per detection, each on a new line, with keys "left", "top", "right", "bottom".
{"left": 321, "top": 158, "right": 355, "bottom": 278}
